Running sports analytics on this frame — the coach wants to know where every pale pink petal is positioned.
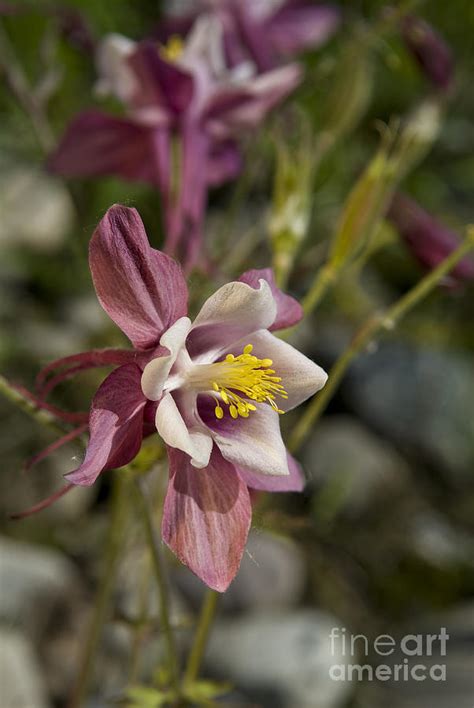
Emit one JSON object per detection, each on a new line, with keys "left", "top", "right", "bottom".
{"left": 65, "top": 364, "right": 146, "bottom": 486}
{"left": 162, "top": 447, "right": 252, "bottom": 592}
{"left": 141, "top": 317, "right": 192, "bottom": 400}
{"left": 186, "top": 279, "right": 277, "bottom": 361}
{"left": 95, "top": 33, "right": 137, "bottom": 104}
{"left": 155, "top": 393, "right": 213, "bottom": 468}
{"left": 90, "top": 205, "right": 188, "bottom": 350}
{"left": 238, "top": 268, "right": 303, "bottom": 331}
{"left": 198, "top": 396, "right": 289, "bottom": 476}
{"left": 49, "top": 110, "right": 168, "bottom": 188}
{"left": 205, "top": 64, "right": 302, "bottom": 137}
{"left": 237, "top": 451, "right": 305, "bottom": 492}
{"left": 226, "top": 329, "right": 327, "bottom": 411}
{"left": 267, "top": 3, "right": 340, "bottom": 57}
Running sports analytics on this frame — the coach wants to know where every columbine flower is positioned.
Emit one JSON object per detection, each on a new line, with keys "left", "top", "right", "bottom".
{"left": 387, "top": 192, "right": 474, "bottom": 286}
{"left": 159, "top": 0, "right": 340, "bottom": 72}
{"left": 49, "top": 16, "right": 301, "bottom": 269}
{"left": 25, "top": 204, "right": 327, "bottom": 591}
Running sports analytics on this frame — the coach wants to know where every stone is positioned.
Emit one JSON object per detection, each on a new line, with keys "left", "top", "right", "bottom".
{"left": 302, "top": 416, "right": 409, "bottom": 518}
{"left": 359, "top": 602, "right": 474, "bottom": 708}
{"left": 408, "top": 510, "right": 474, "bottom": 568}
{"left": 345, "top": 343, "right": 474, "bottom": 480}
{"left": 0, "top": 537, "right": 79, "bottom": 638}
{"left": 206, "top": 610, "right": 354, "bottom": 708}
{"left": 0, "top": 163, "right": 73, "bottom": 252}
{"left": 0, "top": 629, "right": 51, "bottom": 708}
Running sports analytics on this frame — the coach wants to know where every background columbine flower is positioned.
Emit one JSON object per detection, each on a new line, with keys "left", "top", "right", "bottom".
{"left": 29, "top": 205, "right": 326, "bottom": 591}
{"left": 159, "top": 0, "right": 340, "bottom": 72}
{"left": 49, "top": 16, "right": 301, "bottom": 269}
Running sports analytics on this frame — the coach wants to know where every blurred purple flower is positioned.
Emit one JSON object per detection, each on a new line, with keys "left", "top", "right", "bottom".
{"left": 159, "top": 0, "right": 340, "bottom": 72}
{"left": 387, "top": 192, "right": 474, "bottom": 285}
{"left": 18, "top": 205, "right": 326, "bottom": 591}
{"left": 400, "top": 15, "right": 454, "bottom": 92}
{"left": 49, "top": 17, "right": 301, "bottom": 269}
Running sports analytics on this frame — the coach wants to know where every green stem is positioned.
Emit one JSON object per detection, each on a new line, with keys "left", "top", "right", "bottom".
{"left": 0, "top": 20, "right": 54, "bottom": 152}
{"left": 289, "top": 228, "right": 474, "bottom": 453}
{"left": 133, "top": 479, "right": 180, "bottom": 692}
{"left": 0, "top": 374, "right": 67, "bottom": 435}
{"left": 68, "top": 473, "right": 129, "bottom": 708}
{"left": 184, "top": 589, "right": 220, "bottom": 686}
{"left": 302, "top": 263, "right": 338, "bottom": 316}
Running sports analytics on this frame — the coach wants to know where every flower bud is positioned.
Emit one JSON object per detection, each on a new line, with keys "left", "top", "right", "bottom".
{"left": 328, "top": 100, "right": 442, "bottom": 269}
{"left": 400, "top": 15, "right": 454, "bottom": 92}
{"left": 387, "top": 192, "right": 474, "bottom": 285}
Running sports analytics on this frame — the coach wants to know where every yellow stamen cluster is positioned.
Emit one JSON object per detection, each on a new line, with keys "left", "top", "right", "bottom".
{"left": 210, "top": 344, "right": 288, "bottom": 420}
{"left": 159, "top": 35, "right": 184, "bottom": 62}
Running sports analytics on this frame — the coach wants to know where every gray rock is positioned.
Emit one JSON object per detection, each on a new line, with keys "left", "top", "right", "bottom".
{"left": 303, "top": 417, "right": 409, "bottom": 518}
{"left": 345, "top": 343, "right": 474, "bottom": 479}
{"left": 408, "top": 510, "right": 474, "bottom": 568}
{"left": 0, "top": 164, "right": 73, "bottom": 251}
{"left": 0, "top": 629, "right": 51, "bottom": 708}
{"left": 0, "top": 537, "right": 78, "bottom": 637}
{"left": 358, "top": 603, "right": 474, "bottom": 708}
{"left": 206, "top": 610, "right": 354, "bottom": 708}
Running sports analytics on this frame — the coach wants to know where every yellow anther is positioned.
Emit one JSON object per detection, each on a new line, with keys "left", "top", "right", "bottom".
{"left": 159, "top": 35, "right": 184, "bottom": 62}
{"left": 190, "top": 343, "right": 288, "bottom": 421}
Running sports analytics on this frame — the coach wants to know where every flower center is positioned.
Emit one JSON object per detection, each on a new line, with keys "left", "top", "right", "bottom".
{"left": 189, "top": 344, "right": 288, "bottom": 420}
{"left": 159, "top": 35, "right": 184, "bottom": 63}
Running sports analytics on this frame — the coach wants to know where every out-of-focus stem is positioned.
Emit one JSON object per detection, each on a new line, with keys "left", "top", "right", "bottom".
{"left": 68, "top": 473, "right": 129, "bottom": 708}
{"left": 0, "top": 374, "right": 66, "bottom": 435}
{"left": 0, "top": 20, "right": 54, "bottom": 152}
{"left": 302, "top": 264, "right": 338, "bottom": 316}
{"left": 289, "top": 228, "right": 474, "bottom": 453}
{"left": 133, "top": 479, "right": 180, "bottom": 693}
{"left": 183, "top": 589, "right": 220, "bottom": 686}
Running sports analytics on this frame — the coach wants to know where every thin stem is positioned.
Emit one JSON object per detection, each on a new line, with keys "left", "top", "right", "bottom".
{"left": 184, "top": 589, "right": 220, "bottom": 686}
{"left": 289, "top": 229, "right": 474, "bottom": 453}
{"left": 133, "top": 479, "right": 180, "bottom": 692}
{"left": 68, "top": 473, "right": 129, "bottom": 708}
{"left": 302, "top": 263, "right": 338, "bottom": 316}
{"left": 0, "top": 374, "right": 66, "bottom": 435}
{"left": 0, "top": 20, "right": 54, "bottom": 152}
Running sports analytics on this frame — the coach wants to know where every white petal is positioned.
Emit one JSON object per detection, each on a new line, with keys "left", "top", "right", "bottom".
{"left": 228, "top": 329, "right": 328, "bottom": 411}
{"left": 156, "top": 393, "right": 213, "bottom": 468}
{"left": 141, "top": 317, "right": 191, "bottom": 400}
{"left": 210, "top": 404, "right": 289, "bottom": 476}
{"left": 187, "top": 280, "right": 277, "bottom": 361}
{"left": 95, "top": 33, "right": 137, "bottom": 103}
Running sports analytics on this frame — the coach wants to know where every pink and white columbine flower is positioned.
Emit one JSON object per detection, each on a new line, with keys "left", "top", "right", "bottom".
{"left": 24, "top": 205, "right": 326, "bottom": 591}
{"left": 159, "top": 0, "right": 340, "bottom": 72}
{"left": 49, "top": 16, "right": 301, "bottom": 269}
